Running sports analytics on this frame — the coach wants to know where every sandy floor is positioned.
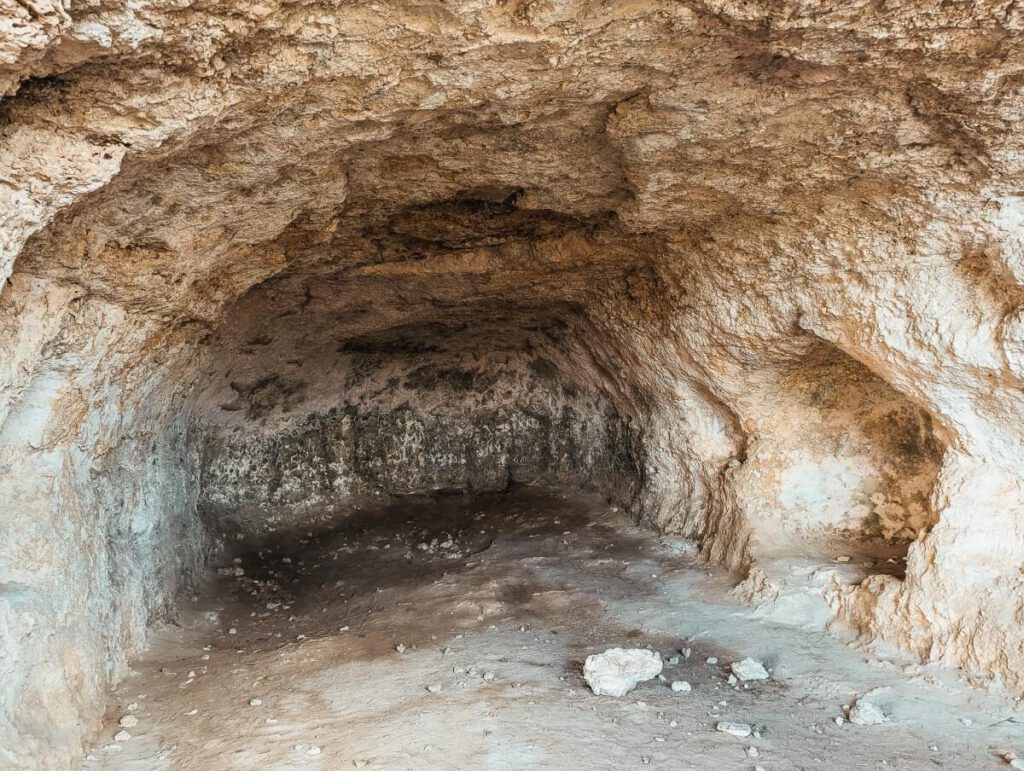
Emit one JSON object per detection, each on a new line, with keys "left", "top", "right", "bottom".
{"left": 83, "top": 489, "right": 1023, "bottom": 770}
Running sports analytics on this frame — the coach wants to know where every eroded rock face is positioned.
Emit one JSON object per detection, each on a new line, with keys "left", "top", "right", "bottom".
{"left": 2, "top": 1, "right": 1024, "bottom": 766}
{"left": 195, "top": 324, "right": 642, "bottom": 537}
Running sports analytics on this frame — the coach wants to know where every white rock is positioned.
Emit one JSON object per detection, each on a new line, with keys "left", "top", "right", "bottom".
{"left": 716, "top": 721, "right": 752, "bottom": 738}
{"left": 849, "top": 698, "right": 889, "bottom": 725}
{"left": 705, "top": 656, "right": 718, "bottom": 665}
{"left": 583, "top": 648, "right": 663, "bottom": 697}
{"left": 249, "top": 698, "right": 263, "bottom": 706}
{"left": 670, "top": 680, "right": 691, "bottom": 693}
{"left": 113, "top": 730, "right": 132, "bottom": 742}
{"left": 396, "top": 643, "right": 407, "bottom": 653}
{"left": 426, "top": 683, "right": 442, "bottom": 693}
{"left": 730, "top": 658, "right": 770, "bottom": 681}
{"left": 118, "top": 714, "right": 138, "bottom": 728}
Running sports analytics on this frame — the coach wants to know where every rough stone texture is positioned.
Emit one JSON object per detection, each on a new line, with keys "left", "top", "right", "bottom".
{"left": 2, "top": 0, "right": 1024, "bottom": 766}
{"left": 583, "top": 647, "right": 664, "bottom": 698}
{"left": 195, "top": 329, "right": 641, "bottom": 536}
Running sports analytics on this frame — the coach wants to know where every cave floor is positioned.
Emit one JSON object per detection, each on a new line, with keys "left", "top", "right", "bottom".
{"left": 84, "top": 489, "right": 1020, "bottom": 770}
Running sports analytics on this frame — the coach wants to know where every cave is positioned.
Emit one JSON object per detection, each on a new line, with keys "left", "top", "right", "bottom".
{"left": 3, "top": 2, "right": 1024, "bottom": 769}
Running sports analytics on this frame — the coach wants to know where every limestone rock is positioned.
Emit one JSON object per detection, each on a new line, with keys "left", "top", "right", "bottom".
{"left": 849, "top": 690, "right": 892, "bottom": 726}
{"left": 716, "top": 722, "right": 753, "bottom": 738}
{"left": 731, "top": 659, "right": 770, "bottom": 682}
{"left": 583, "top": 648, "right": 663, "bottom": 697}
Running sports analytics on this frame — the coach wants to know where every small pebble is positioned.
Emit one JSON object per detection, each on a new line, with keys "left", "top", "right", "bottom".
{"left": 716, "top": 721, "right": 752, "bottom": 738}
{"left": 396, "top": 643, "right": 407, "bottom": 653}
{"left": 118, "top": 715, "right": 138, "bottom": 728}
{"left": 113, "top": 731, "right": 132, "bottom": 742}
{"left": 671, "top": 681, "right": 692, "bottom": 693}
{"left": 426, "top": 683, "right": 442, "bottom": 693}
{"left": 249, "top": 698, "right": 263, "bottom": 707}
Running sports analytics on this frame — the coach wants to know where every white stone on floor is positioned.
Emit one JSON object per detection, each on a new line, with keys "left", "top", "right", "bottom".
{"left": 849, "top": 689, "right": 891, "bottom": 726}
{"left": 716, "top": 721, "right": 752, "bottom": 738}
{"left": 730, "top": 658, "right": 770, "bottom": 681}
{"left": 583, "top": 648, "right": 663, "bottom": 697}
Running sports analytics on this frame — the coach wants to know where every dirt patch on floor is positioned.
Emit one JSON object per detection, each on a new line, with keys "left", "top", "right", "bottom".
{"left": 84, "top": 489, "right": 1023, "bottom": 770}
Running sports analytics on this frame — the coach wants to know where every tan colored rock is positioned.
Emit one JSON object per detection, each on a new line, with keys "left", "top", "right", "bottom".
{"left": 1, "top": 0, "right": 1024, "bottom": 765}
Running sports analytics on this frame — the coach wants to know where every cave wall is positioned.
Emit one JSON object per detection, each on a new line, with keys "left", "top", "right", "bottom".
{"left": 2, "top": 1, "right": 1024, "bottom": 767}
{"left": 0, "top": 280, "right": 208, "bottom": 766}
{"left": 194, "top": 342, "right": 641, "bottom": 537}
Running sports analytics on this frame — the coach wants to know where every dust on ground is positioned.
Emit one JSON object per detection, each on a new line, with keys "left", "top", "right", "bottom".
{"left": 83, "top": 489, "right": 1023, "bottom": 770}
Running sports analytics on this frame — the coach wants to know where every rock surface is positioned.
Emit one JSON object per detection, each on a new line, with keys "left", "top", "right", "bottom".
{"left": 583, "top": 648, "right": 664, "bottom": 697}
{"left": 716, "top": 722, "right": 753, "bottom": 738}
{"left": 849, "top": 688, "right": 893, "bottom": 726}
{"left": 1, "top": 0, "right": 1024, "bottom": 766}
{"left": 731, "top": 659, "right": 770, "bottom": 682}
